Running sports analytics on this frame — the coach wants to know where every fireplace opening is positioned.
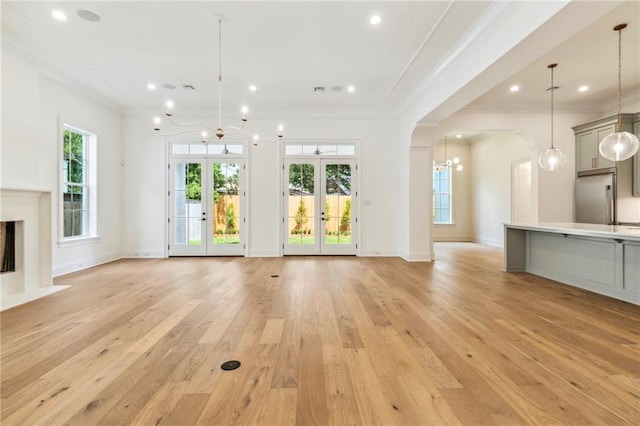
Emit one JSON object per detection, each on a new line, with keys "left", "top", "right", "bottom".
{"left": 1, "top": 221, "right": 16, "bottom": 273}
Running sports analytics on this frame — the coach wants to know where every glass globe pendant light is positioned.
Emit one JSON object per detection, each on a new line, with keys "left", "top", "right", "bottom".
{"left": 599, "top": 23, "right": 639, "bottom": 162}
{"left": 538, "top": 63, "right": 567, "bottom": 171}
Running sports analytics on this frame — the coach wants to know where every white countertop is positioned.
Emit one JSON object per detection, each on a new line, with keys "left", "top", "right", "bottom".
{"left": 504, "top": 222, "right": 640, "bottom": 242}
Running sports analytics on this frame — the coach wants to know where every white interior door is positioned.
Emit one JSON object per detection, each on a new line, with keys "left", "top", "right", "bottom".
{"left": 169, "top": 158, "right": 245, "bottom": 256}
{"left": 283, "top": 158, "right": 357, "bottom": 255}
{"left": 511, "top": 159, "right": 533, "bottom": 223}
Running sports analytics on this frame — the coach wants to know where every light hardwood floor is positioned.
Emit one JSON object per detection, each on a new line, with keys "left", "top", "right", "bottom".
{"left": 1, "top": 243, "right": 639, "bottom": 425}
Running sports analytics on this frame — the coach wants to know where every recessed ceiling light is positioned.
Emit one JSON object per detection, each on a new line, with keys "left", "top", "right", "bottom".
{"left": 147, "top": 83, "right": 156, "bottom": 90}
{"left": 510, "top": 85, "right": 520, "bottom": 92}
{"left": 347, "top": 85, "right": 356, "bottom": 93}
{"left": 77, "top": 9, "right": 101, "bottom": 23}
{"left": 578, "top": 85, "right": 589, "bottom": 92}
{"left": 456, "top": 134, "right": 462, "bottom": 139}
{"left": 51, "top": 10, "right": 67, "bottom": 21}
{"left": 369, "top": 15, "right": 382, "bottom": 25}
{"left": 249, "top": 85, "right": 257, "bottom": 93}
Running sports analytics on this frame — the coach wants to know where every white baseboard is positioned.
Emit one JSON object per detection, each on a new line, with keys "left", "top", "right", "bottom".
{"left": 247, "top": 250, "right": 281, "bottom": 257}
{"left": 53, "top": 252, "right": 122, "bottom": 277}
{"left": 473, "top": 236, "right": 504, "bottom": 248}
{"left": 399, "top": 251, "right": 434, "bottom": 262}
{"left": 360, "top": 249, "right": 397, "bottom": 257}
{"left": 122, "top": 250, "right": 166, "bottom": 258}
{"left": 433, "top": 236, "right": 474, "bottom": 242}
{"left": 1, "top": 285, "right": 70, "bottom": 311}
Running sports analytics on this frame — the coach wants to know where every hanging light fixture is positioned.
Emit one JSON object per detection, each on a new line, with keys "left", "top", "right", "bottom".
{"left": 538, "top": 63, "right": 567, "bottom": 171}
{"left": 599, "top": 23, "right": 639, "bottom": 162}
{"left": 433, "top": 135, "right": 463, "bottom": 172}
{"left": 153, "top": 17, "right": 283, "bottom": 146}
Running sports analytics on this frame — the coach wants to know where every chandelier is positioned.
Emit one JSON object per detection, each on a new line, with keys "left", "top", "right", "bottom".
{"left": 153, "top": 17, "right": 283, "bottom": 146}
{"left": 434, "top": 135, "right": 463, "bottom": 172}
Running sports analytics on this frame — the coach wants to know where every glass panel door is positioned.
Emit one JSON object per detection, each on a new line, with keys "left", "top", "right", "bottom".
{"left": 170, "top": 159, "right": 206, "bottom": 256}
{"left": 169, "top": 158, "right": 245, "bottom": 256}
{"left": 284, "top": 160, "right": 320, "bottom": 254}
{"left": 208, "top": 161, "right": 244, "bottom": 256}
{"left": 283, "top": 159, "right": 356, "bottom": 255}
{"left": 321, "top": 160, "right": 356, "bottom": 254}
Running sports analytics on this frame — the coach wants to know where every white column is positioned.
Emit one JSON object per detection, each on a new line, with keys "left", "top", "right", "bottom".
{"left": 405, "top": 146, "right": 434, "bottom": 261}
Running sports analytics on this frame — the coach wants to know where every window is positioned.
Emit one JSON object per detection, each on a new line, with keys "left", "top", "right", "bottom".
{"left": 61, "top": 125, "right": 97, "bottom": 241}
{"left": 171, "top": 143, "right": 244, "bottom": 156}
{"left": 433, "top": 164, "right": 452, "bottom": 224}
{"left": 284, "top": 143, "right": 356, "bottom": 157}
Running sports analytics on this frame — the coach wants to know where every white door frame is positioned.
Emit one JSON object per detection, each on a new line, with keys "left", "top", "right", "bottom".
{"left": 282, "top": 155, "right": 358, "bottom": 256}
{"left": 166, "top": 141, "right": 248, "bottom": 257}
{"left": 511, "top": 158, "right": 533, "bottom": 224}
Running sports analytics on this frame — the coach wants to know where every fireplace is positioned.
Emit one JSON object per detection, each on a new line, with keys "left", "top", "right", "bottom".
{"left": 1, "top": 221, "right": 17, "bottom": 273}
{"left": 0, "top": 189, "right": 67, "bottom": 310}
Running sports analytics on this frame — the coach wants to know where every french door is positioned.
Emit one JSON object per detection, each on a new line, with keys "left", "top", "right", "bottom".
{"left": 283, "top": 159, "right": 357, "bottom": 255}
{"left": 169, "top": 158, "right": 245, "bottom": 256}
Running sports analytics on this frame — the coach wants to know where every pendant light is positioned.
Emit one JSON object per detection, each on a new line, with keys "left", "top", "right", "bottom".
{"left": 598, "top": 23, "right": 639, "bottom": 162}
{"left": 433, "top": 135, "right": 463, "bottom": 172}
{"left": 538, "top": 63, "right": 567, "bottom": 171}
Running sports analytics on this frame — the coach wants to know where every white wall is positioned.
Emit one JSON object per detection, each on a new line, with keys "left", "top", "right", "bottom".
{"left": 439, "top": 110, "right": 601, "bottom": 220}
{"left": 432, "top": 140, "right": 472, "bottom": 241}
{"left": 1, "top": 45, "right": 124, "bottom": 276}
{"left": 470, "top": 133, "right": 531, "bottom": 246}
{"left": 121, "top": 111, "right": 401, "bottom": 257}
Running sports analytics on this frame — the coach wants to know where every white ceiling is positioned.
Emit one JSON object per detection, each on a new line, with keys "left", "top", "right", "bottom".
{"left": 466, "top": 0, "right": 639, "bottom": 112}
{"left": 2, "top": 1, "right": 639, "bottom": 122}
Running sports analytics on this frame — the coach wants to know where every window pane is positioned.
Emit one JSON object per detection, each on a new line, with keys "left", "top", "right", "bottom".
{"left": 213, "top": 162, "right": 241, "bottom": 245}
{"left": 172, "top": 144, "right": 189, "bottom": 154}
{"left": 174, "top": 217, "right": 187, "bottom": 244}
{"left": 288, "top": 164, "right": 314, "bottom": 195}
{"left": 302, "top": 145, "right": 317, "bottom": 155}
{"left": 439, "top": 179, "right": 448, "bottom": 193}
{"left": 433, "top": 167, "right": 452, "bottom": 224}
{"left": 188, "top": 218, "right": 202, "bottom": 245}
{"left": 66, "top": 132, "right": 85, "bottom": 184}
{"left": 288, "top": 163, "right": 315, "bottom": 244}
{"left": 319, "top": 145, "right": 336, "bottom": 155}
{"left": 63, "top": 187, "right": 86, "bottom": 237}
{"left": 337, "top": 145, "right": 355, "bottom": 156}
{"left": 226, "top": 145, "right": 243, "bottom": 155}
{"left": 207, "top": 144, "right": 225, "bottom": 155}
{"left": 285, "top": 145, "right": 302, "bottom": 155}
{"left": 190, "top": 144, "right": 206, "bottom": 154}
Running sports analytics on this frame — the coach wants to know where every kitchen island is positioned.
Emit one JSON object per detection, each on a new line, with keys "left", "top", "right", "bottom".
{"left": 504, "top": 223, "right": 640, "bottom": 305}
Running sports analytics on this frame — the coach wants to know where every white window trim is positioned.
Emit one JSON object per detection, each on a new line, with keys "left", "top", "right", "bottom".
{"left": 433, "top": 163, "right": 454, "bottom": 225}
{"left": 58, "top": 121, "right": 99, "bottom": 245}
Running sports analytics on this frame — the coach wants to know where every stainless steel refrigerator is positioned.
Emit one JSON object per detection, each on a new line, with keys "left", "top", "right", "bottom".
{"left": 575, "top": 172, "right": 616, "bottom": 225}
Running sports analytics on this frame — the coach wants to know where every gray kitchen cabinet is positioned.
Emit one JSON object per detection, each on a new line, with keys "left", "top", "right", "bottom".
{"left": 633, "top": 113, "right": 640, "bottom": 196}
{"left": 573, "top": 114, "right": 635, "bottom": 172}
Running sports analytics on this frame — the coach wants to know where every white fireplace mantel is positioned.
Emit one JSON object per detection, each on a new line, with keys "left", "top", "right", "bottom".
{"left": 1, "top": 188, "right": 69, "bottom": 311}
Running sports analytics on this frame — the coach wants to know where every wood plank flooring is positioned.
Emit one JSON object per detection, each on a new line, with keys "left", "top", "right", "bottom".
{"left": 1, "top": 243, "right": 639, "bottom": 425}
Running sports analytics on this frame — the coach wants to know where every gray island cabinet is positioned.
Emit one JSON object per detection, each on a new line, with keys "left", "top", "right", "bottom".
{"left": 504, "top": 223, "right": 640, "bottom": 305}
